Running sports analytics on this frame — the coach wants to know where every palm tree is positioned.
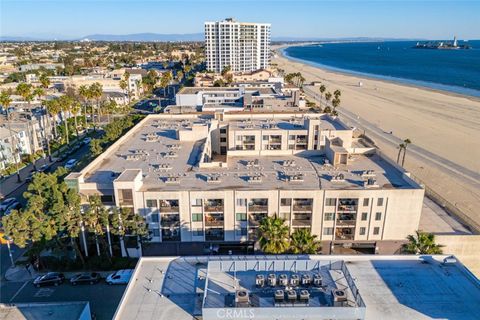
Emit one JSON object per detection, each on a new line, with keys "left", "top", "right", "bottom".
{"left": 333, "top": 89, "right": 342, "bottom": 99}
{"left": 39, "top": 73, "right": 50, "bottom": 89}
{"left": 45, "top": 99, "right": 60, "bottom": 139}
{"left": 70, "top": 100, "right": 81, "bottom": 138}
{"left": 396, "top": 143, "right": 405, "bottom": 164}
{"left": 78, "top": 85, "right": 91, "bottom": 127}
{"left": 319, "top": 85, "right": 326, "bottom": 106}
{"left": 402, "top": 138, "right": 412, "bottom": 166}
{"left": 58, "top": 96, "right": 72, "bottom": 144}
{"left": 403, "top": 230, "right": 443, "bottom": 254}
{"left": 325, "top": 92, "right": 332, "bottom": 105}
{"left": 89, "top": 82, "right": 103, "bottom": 129}
{"left": 0, "top": 91, "right": 21, "bottom": 182}
{"left": 290, "top": 228, "right": 321, "bottom": 254}
{"left": 258, "top": 216, "right": 290, "bottom": 254}
{"left": 119, "top": 80, "right": 128, "bottom": 103}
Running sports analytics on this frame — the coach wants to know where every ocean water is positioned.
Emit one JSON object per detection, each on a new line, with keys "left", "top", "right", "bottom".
{"left": 283, "top": 41, "right": 480, "bottom": 97}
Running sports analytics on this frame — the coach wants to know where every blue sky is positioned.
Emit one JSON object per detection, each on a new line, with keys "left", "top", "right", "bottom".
{"left": 1, "top": 0, "right": 479, "bottom": 39}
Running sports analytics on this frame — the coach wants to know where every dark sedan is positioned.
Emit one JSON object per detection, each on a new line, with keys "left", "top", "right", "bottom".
{"left": 69, "top": 272, "right": 101, "bottom": 285}
{"left": 33, "top": 272, "right": 65, "bottom": 287}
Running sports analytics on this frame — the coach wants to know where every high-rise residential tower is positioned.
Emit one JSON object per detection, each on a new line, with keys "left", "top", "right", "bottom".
{"left": 204, "top": 18, "right": 271, "bottom": 73}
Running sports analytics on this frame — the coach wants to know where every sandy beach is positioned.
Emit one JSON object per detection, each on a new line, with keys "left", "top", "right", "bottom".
{"left": 273, "top": 45, "right": 480, "bottom": 230}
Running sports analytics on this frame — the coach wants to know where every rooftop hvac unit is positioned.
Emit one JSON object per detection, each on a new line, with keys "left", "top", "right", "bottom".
{"left": 301, "top": 274, "right": 312, "bottom": 286}
{"left": 443, "top": 256, "right": 457, "bottom": 264}
{"left": 236, "top": 290, "right": 249, "bottom": 305}
{"left": 290, "top": 274, "right": 300, "bottom": 286}
{"left": 268, "top": 274, "right": 276, "bottom": 287}
{"left": 313, "top": 273, "right": 323, "bottom": 287}
{"left": 255, "top": 274, "right": 265, "bottom": 287}
{"left": 287, "top": 290, "right": 297, "bottom": 302}
{"left": 279, "top": 274, "right": 288, "bottom": 286}
{"left": 332, "top": 289, "right": 347, "bottom": 307}
{"left": 299, "top": 290, "right": 310, "bottom": 303}
{"left": 274, "top": 290, "right": 284, "bottom": 303}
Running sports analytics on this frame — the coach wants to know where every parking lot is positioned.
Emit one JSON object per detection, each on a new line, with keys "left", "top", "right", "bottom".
{"left": 1, "top": 278, "right": 126, "bottom": 320}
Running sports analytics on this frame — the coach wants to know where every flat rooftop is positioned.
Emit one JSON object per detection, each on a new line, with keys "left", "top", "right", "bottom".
{"left": 113, "top": 255, "right": 480, "bottom": 320}
{"left": 178, "top": 86, "right": 277, "bottom": 95}
{"left": 81, "top": 115, "right": 419, "bottom": 192}
{"left": 0, "top": 302, "right": 90, "bottom": 320}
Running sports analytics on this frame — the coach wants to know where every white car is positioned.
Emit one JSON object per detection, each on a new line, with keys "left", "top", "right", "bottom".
{"left": 106, "top": 269, "right": 133, "bottom": 285}
{"left": 0, "top": 198, "right": 17, "bottom": 212}
{"left": 82, "top": 137, "right": 92, "bottom": 145}
{"left": 64, "top": 159, "right": 78, "bottom": 170}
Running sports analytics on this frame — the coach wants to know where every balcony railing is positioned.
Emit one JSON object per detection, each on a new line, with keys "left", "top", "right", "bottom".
{"left": 337, "top": 205, "right": 357, "bottom": 212}
{"left": 159, "top": 206, "right": 179, "bottom": 213}
{"left": 161, "top": 219, "right": 180, "bottom": 227}
{"left": 205, "top": 217, "right": 224, "bottom": 227}
{"left": 248, "top": 205, "right": 268, "bottom": 212}
{"left": 292, "top": 219, "right": 312, "bottom": 227}
{"left": 293, "top": 204, "right": 313, "bottom": 212}
{"left": 336, "top": 219, "right": 357, "bottom": 226}
{"left": 204, "top": 205, "right": 224, "bottom": 212}
{"left": 335, "top": 233, "right": 355, "bottom": 240}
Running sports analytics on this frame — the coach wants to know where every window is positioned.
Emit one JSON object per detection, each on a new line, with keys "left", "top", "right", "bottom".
{"left": 359, "top": 227, "right": 366, "bottom": 235}
{"left": 373, "top": 227, "right": 380, "bottom": 235}
{"left": 280, "top": 198, "right": 291, "bottom": 206}
{"left": 262, "top": 135, "right": 269, "bottom": 141}
{"left": 236, "top": 212, "right": 247, "bottom": 221}
{"left": 377, "top": 198, "right": 384, "bottom": 206}
{"left": 118, "top": 189, "right": 133, "bottom": 205}
{"left": 323, "top": 227, "right": 333, "bottom": 235}
{"left": 288, "top": 135, "right": 295, "bottom": 140}
{"left": 220, "top": 137, "right": 227, "bottom": 143}
{"left": 152, "top": 229, "right": 160, "bottom": 237}
{"left": 220, "top": 128, "right": 227, "bottom": 134}
{"left": 193, "top": 229, "right": 204, "bottom": 237}
{"left": 192, "top": 213, "right": 203, "bottom": 222}
{"left": 363, "top": 198, "right": 369, "bottom": 206}
{"left": 361, "top": 212, "right": 368, "bottom": 221}
{"left": 151, "top": 213, "right": 159, "bottom": 223}
{"left": 191, "top": 199, "right": 202, "bottom": 206}
{"left": 324, "top": 212, "right": 334, "bottom": 221}
{"left": 325, "top": 198, "right": 336, "bottom": 206}
{"left": 375, "top": 212, "right": 382, "bottom": 221}
{"left": 146, "top": 199, "right": 157, "bottom": 208}
{"left": 100, "top": 195, "right": 114, "bottom": 204}
{"left": 236, "top": 198, "right": 246, "bottom": 206}
{"left": 279, "top": 212, "right": 290, "bottom": 220}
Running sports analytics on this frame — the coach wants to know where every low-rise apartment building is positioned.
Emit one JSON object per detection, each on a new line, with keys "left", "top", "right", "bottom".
{"left": 67, "top": 112, "right": 424, "bottom": 255}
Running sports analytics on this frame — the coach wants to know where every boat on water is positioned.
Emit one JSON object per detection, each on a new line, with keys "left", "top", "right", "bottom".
{"left": 414, "top": 36, "right": 472, "bottom": 50}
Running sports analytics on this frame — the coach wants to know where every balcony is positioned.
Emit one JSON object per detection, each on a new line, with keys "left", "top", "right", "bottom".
{"left": 205, "top": 214, "right": 224, "bottom": 227}
{"left": 161, "top": 228, "right": 180, "bottom": 242}
{"left": 335, "top": 228, "right": 355, "bottom": 241}
{"left": 293, "top": 204, "right": 313, "bottom": 212}
{"left": 337, "top": 205, "right": 357, "bottom": 212}
{"left": 204, "top": 205, "right": 224, "bottom": 212}
{"left": 161, "top": 217, "right": 180, "bottom": 228}
{"left": 336, "top": 219, "right": 357, "bottom": 226}
{"left": 292, "top": 218, "right": 312, "bottom": 227}
{"left": 160, "top": 206, "right": 179, "bottom": 213}
{"left": 205, "top": 228, "right": 224, "bottom": 241}
{"left": 248, "top": 205, "right": 268, "bottom": 212}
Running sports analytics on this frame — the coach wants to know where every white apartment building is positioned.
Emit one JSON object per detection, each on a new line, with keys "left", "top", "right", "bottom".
{"left": 205, "top": 18, "right": 271, "bottom": 73}
{"left": 67, "top": 112, "right": 424, "bottom": 256}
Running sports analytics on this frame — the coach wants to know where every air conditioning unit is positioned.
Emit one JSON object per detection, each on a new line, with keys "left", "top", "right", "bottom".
{"left": 290, "top": 274, "right": 300, "bottom": 286}
{"left": 287, "top": 290, "right": 297, "bottom": 302}
{"left": 274, "top": 289, "right": 284, "bottom": 303}
{"left": 443, "top": 256, "right": 457, "bottom": 264}
{"left": 279, "top": 274, "right": 288, "bottom": 286}
{"left": 255, "top": 274, "right": 265, "bottom": 287}
{"left": 268, "top": 274, "right": 276, "bottom": 287}
{"left": 235, "top": 290, "right": 249, "bottom": 304}
{"left": 301, "top": 274, "right": 311, "bottom": 286}
{"left": 313, "top": 273, "right": 323, "bottom": 287}
{"left": 332, "top": 289, "right": 347, "bottom": 302}
{"left": 299, "top": 290, "right": 310, "bottom": 303}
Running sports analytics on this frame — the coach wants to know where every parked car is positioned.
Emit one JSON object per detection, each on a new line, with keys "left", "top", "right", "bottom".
{"left": 25, "top": 171, "right": 37, "bottom": 182}
{"left": 64, "top": 159, "right": 78, "bottom": 170}
{"left": 70, "top": 272, "right": 101, "bottom": 285}
{"left": 82, "top": 137, "right": 92, "bottom": 145}
{"left": 0, "top": 198, "right": 17, "bottom": 212}
{"left": 106, "top": 269, "right": 133, "bottom": 285}
{"left": 3, "top": 202, "right": 21, "bottom": 215}
{"left": 33, "top": 272, "right": 65, "bottom": 287}
{"left": 38, "top": 164, "right": 49, "bottom": 172}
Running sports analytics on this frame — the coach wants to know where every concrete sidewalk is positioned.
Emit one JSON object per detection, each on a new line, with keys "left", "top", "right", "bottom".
{"left": 4, "top": 265, "right": 115, "bottom": 282}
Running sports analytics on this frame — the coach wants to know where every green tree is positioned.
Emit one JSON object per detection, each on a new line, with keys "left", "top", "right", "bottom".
{"left": 39, "top": 73, "right": 50, "bottom": 89}
{"left": 319, "top": 84, "right": 326, "bottom": 105}
{"left": 333, "top": 89, "right": 342, "bottom": 99}
{"left": 403, "top": 230, "right": 443, "bottom": 254}
{"left": 45, "top": 99, "right": 61, "bottom": 139}
{"left": 325, "top": 92, "right": 332, "bottom": 104}
{"left": 401, "top": 138, "right": 412, "bottom": 166}
{"left": 90, "top": 139, "right": 103, "bottom": 156}
{"left": 110, "top": 207, "right": 148, "bottom": 257}
{"left": 289, "top": 228, "right": 321, "bottom": 254}
{"left": 258, "top": 216, "right": 289, "bottom": 254}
